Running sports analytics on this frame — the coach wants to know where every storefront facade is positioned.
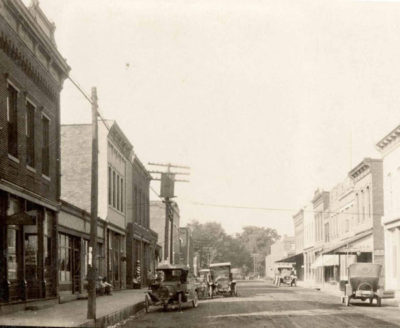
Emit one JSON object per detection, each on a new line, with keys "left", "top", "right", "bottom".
{"left": 0, "top": 0, "right": 69, "bottom": 306}
{"left": 58, "top": 201, "right": 105, "bottom": 299}
{"left": 0, "top": 194, "right": 58, "bottom": 303}
{"left": 377, "top": 126, "right": 400, "bottom": 295}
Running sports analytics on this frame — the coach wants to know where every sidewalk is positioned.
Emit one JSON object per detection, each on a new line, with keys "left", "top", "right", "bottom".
{"left": 0, "top": 288, "right": 147, "bottom": 327}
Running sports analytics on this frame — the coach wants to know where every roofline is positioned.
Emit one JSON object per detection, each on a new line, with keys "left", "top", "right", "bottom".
{"left": 376, "top": 123, "right": 400, "bottom": 152}
{"left": 348, "top": 157, "right": 382, "bottom": 179}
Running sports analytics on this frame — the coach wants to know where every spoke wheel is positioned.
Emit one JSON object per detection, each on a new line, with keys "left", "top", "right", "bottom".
{"left": 192, "top": 291, "right": 199, "bottom": 308}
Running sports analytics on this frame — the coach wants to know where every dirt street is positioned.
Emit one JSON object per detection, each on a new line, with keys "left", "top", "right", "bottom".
{"left": 117, "top": 280, "right": 400, "bottom": 328}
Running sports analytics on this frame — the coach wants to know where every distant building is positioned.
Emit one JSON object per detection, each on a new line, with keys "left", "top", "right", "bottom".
{"left": 150, "top": 200, "right": 180, "bottom": 264}
{"left": 265, "top": 236, "right": 295, "bottom": 279}
{"left": 311, "top": 189, "right": 330, "bottom": 284}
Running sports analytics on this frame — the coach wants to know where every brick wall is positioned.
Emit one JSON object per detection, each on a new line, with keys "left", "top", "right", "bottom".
{"left": 0, "top": 21, "right": 60, "bottom": 203}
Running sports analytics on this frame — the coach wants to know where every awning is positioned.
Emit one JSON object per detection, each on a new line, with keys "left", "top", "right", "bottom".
{"left": 273, "top": 262, "right": 294, "bottom": 269}
{"left": 311, "top": 255, "right": 323, "bottom": 268}
{"left": 310, "top": 255, "right": 339, "bottom": 268}
{"left": 322, "top": 229, "right": 372, "bottom": 255}
{"left": 275, "top": 253, "right": 303, "bottom": 263}
{"left": 322, "top": 255, "right": 339, "bottom": 266}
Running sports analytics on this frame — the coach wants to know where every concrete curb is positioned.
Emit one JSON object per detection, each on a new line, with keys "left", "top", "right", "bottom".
{"left": 78, "top": 300, "right": 145, "bottom": 328}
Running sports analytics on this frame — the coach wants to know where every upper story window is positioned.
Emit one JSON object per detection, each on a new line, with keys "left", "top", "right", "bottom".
{"left": 108, "top": 166, "right": 112, "bottom": 205}
{"left": 7, "top": 83, "right": 18, "bottom": 159}
{"left": 41, "top": 115, "right": 50, "bottom": 176}
{"left": 26, "top": 101, "right": 35, "bottom": 168}
{"left": 107, "top": 165, "right": 124, "bottom": 213}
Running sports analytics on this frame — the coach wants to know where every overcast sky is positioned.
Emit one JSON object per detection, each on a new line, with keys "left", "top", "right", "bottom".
{"left": 29, "top": 0, "right": 400, "bottom": 236}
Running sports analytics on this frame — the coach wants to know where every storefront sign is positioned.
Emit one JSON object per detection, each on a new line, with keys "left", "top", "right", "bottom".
{"left": 6, "top": 212, "right": 35, "bottom": 225}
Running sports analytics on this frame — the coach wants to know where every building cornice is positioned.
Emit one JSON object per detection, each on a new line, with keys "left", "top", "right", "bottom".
{"left": 376, "top": 124, "right": 400, "bottom": 153}
{"left": 348, "top": 158, "right": 381, "bottom": 181}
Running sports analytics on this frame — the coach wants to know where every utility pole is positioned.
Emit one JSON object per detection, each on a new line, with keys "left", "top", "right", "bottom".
{"left": 87, "top": 87, "right": 98, "bottom": 320}
{"left": 148, "top": 163, "right": 190, "bottom": 264}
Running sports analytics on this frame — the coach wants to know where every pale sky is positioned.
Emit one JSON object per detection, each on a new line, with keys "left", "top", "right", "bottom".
{"left": 27, "top": 0, "right": 400, "bottom": 236}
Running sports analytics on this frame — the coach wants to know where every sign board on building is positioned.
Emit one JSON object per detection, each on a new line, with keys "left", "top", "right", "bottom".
{"left": 160, "top": 173, "right": 175, "bottom": 198}
{"left": 6, "top": 212, "right": 36, "bottom": 225}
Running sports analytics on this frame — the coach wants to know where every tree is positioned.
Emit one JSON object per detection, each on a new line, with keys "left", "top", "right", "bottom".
{"left": 237, "top": 226, "right": 280, "bottom": 276}
{"left": 188, "top": 220, "right": 226, "bottom": 268}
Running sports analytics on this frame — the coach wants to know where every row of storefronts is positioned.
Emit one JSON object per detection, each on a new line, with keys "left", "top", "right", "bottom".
{"left": 272, "top": 129, "right": 400, "bottom": 297}
{"left": 0, "top": 0, "right": 161, "bottom": 310}
{"left": 273, "top": 158, "right": 385, "bottom": 292}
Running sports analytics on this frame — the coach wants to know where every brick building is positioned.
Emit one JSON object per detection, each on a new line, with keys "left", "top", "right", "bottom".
{"left": 292, "top": 158, "right": 384, "bottom": 290}
{"left": 126, "top": 155, "right": 158, "bottom": 288}
{"left": 61, "top": 121, "right": 132, "bottom": 290}
{"left": 0, "top": 0, "right": 69, "bottom": 305}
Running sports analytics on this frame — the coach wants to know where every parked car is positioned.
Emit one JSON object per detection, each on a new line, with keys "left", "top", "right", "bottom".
{"left": 342, "top": 263, "right": 382, "bottom": 307}
{"left": 209, "top": 262, "right": 238, "bottom": 297}
{"left": 145, "top": 264, "right": 199, "bottom": 312}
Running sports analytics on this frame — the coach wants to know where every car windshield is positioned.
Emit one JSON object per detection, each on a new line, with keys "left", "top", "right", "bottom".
{"left": 212, "top": 267, "right": 230, "bottom": 280}
{"left": 157, "top": 269, "right": 186, "bottom": 282}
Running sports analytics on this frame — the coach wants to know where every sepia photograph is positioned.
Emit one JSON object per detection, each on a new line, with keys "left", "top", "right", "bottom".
{"left": 0, "top": 0, "right": 400, "bottom": 327}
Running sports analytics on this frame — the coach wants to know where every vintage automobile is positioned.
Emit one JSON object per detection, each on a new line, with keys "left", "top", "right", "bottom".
{"left": 342, "top": 263, "right": 382, "bottom": 307}
{"left": 275, "top": 263, "right": 297, "bottom": 287}
{"left": 144, "top": 264, "right": 199, "bottom": 312}
{"left": 209, "top": 262, "right": 238, "bottom": 297}
{"left": 196, "top": 268, "right": 212, "bottom": 299}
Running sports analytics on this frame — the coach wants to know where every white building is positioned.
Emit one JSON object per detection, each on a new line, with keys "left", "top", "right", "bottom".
{"left": 377, "top": 125, "right": 400, "bottom": 296}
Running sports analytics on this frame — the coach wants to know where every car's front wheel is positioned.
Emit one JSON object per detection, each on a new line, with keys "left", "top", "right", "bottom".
{"left": 192, "top": 291, "right": 199, "bottom": 308}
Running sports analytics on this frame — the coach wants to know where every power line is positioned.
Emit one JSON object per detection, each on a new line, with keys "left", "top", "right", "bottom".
{"left": 189, "top": 201, "right": 376, "bottom": 217}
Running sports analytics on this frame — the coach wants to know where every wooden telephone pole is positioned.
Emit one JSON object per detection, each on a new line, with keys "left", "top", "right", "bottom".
{"left": 87, "top": 87, "right": 98, "bottom": 320}
{"left": 148, "top": 163, "right": 190, "bottom": 264}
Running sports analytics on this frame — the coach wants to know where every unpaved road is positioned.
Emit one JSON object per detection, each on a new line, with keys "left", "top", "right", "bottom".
{"left": 118, "top": 280, "right": 400, "bottom": 328}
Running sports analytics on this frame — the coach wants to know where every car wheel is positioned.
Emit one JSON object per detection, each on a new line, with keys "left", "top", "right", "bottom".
{"left": 234, "top": 285, "right": 238, "bottom": 297}
{"left": 209, "top": 286, "right": 213, "bottom": 299}
{"left": 377, "top": 297, "right": 382, "bottom": 307}
{"left": 345, "top": 296, "right": 351, "bottom": 307}
{"left": 369, "top": 297, "right": 373, "bottom": 305}
{"left": 145, "top": 295, "right": 150, "bottom": 313}
{"left": 163, "top": 303, "right": 168, "bottom": 311}
{"left": 192, "top": 291, "right": 199, "bottom": 308}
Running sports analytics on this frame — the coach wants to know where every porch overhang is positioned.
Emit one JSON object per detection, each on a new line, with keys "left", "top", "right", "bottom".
{"left": 322, "top": 229, "right": 372, "bottom": 255}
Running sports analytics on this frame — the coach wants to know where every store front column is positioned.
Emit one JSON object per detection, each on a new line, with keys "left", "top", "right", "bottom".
{"left": 37, "top": 208, "right": 45, "bottom": 298}
{"left": 0, "top": 192, "right": 8, "bottom": 302}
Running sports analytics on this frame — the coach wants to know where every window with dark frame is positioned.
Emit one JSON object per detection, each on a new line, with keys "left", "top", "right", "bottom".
{"left": 7, "top": 84, "right": 18, "bottom": 158}
{"left": 121, "top": 178, "right": 124, "bottom": 213}
{"left": 108, "top": 166, "right": 112, "bottom": 205}
{"left": 112, "top": 171, "right": 116, "bottom": 208}
{"left": 26, "top": 101, "right": 35, "bottom": 167}
{"left": 116, "top": 175, "right": 120, "bottom": 211}
{"left": 42, "top": 115, "right": 50, "bottom": 176}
